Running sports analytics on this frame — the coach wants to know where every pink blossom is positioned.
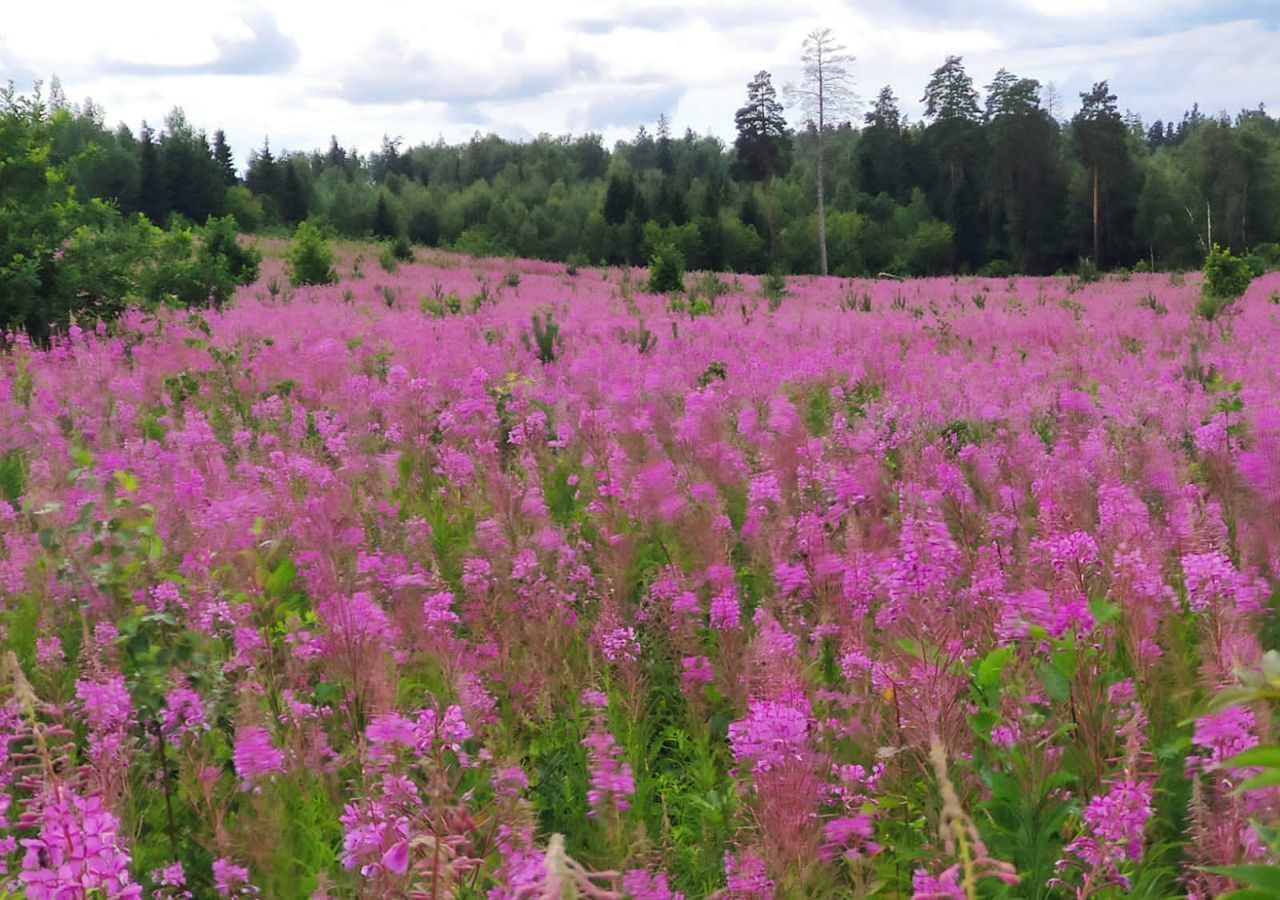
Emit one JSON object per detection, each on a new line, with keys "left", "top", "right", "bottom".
{"left": 232, "top": 726, "right": 285, "bottom": 789}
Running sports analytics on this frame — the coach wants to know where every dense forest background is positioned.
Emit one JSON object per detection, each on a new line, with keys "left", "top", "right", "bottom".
{"left": 23, "top": 56, "right": 1280, "bottom": 277}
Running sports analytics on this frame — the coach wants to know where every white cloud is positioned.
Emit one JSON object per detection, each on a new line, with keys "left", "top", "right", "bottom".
{"left": 3, "top": 0, "right": 1275, "bottom": 169}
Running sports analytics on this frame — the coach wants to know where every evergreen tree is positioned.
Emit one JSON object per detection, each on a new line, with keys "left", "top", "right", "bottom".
{"left": 734, "top": 71, "right": 790, "bottom": 262}
{"left": 1072, "top": 81, "right": 1134, "bottom": 264}
{"left": 983, "top": 70, "right": 1066, "bottom": 270}
{"left": 212, "top": 129, "right": 237, "bottom": 186}
{"left": 923, "top": 55, "right": 981, "bottom": 122}
{"left": 159, "top": 109, "right": 225, "bottom": 222}
{"left": 921, "top": 56, "right": 984, "bottom": 268}
{"left": 137, "top": 122, "right": 169, "bottom": 224}
{"left": 372, "top": 191, "right": 398, "bottom": 239}
{"left": 656, "top": 114, "right": 674, "bottom": 175}
{"left": 859, "top": 86, "right": 908, "bottom": 200}
{"left": 326, "top": 135, "right": 347, "bottom": 171}
{"left": 602, "top": 159, "right": 637, "bottom": 226}
{"left": 245, "top": 139, "right": 280, "bottom": 223}
{"left": 278, "top": 160, "right": 309, "bottom": 226}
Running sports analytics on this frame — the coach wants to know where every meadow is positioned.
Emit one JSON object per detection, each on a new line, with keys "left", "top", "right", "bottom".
{"left": 2, "top": 248, "right": 1280, "bottom": 898}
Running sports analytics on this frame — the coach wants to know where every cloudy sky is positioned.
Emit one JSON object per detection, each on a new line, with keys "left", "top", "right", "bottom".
{"left": 2, "top": 0, "right": 1277, "bottom": 169}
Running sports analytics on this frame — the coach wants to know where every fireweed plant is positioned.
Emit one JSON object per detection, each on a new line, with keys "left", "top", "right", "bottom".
{"left": 0, "top": 251, "right": 1279, "bottom": 898}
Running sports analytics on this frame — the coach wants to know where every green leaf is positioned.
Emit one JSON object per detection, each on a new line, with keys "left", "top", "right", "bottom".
{"left": 1051, "top": 646, "right": 1078, "bottom": 679}
{"left": 1225, "top": 745, "right": 1280, "bottom": 769}
{"left": 977, "top": 646, "right": 1015, "bottom": 691}
{"left": 1237, "top": 769, "right": 1280, "bottom": 792}
{"left": 1218, "top": 890, "right": 1280, "bottom": 900}
{"left": 1039, "top": 662, "right": 1070, "bottom": 702}
{"left": 265, "top": 557, "right": 297, "bottom": 597}
{"left": 1088, "top": 597, "right": 1120, "bottom": 624}
{"left": 970, "top": 710, "right": 997, "bottom": 733}
{"left": 37, "top": 527, "right": 57, "bottom": 551}
{"left": 1204, "top": 865, "right": 1280, "bottom": 892}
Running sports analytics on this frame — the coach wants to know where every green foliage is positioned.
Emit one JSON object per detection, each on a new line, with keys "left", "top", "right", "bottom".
{"left": 1250, "top": 242, "right": 1280, "bottom": 271}
{"left": 391, "top": 233, "right": 414, "bottom": 261}
{"left": 200, "top": 215, "right": 261, "bottom": 286}
{"left": 522, "top": 310, "right": 562, "bottom": 364}
{"left": 224, "top": 185, "right": 264, "bottom": 232}
{"left": 285, "top": 220, "right": 337, "bottom": 286}
{"left": 624, "top": 319, "right": 658, "bottom": 355}
{"left": 378, "top": 244, "right": 400, "bottom": 273}
{"left": 1076, "top": 257, "right": 1103, "bottom": 283}
{"left": 1139, "top": 291, "right": 1168, "bottom": 315}
{"left": 0, "top": 449, "right": 26, "bottom": 507}
{"left": 1200, "top": 243, "right": 1254, "bottom": 322}
{"left": 687, "top": 272, "right": 730, "bottom": 314}
{"left": 648, "top": 242, "right": 686, "bottom": 294}
{"left": 527, "top": 709, "right": 595, "bottom": 856}
{"left": 0, "top": 86, "right": 142, "bottom": 337}
{"left": 13, "top": 65, "right": 1280, "bottom": 283}
{"left": 760, "top": 270, "right": 787, "bottom": 310}
{"left": 134, "top": 222, "right": 245, "bottom": 308}
{"left": 697, "top": 360, "right": 728, "bottom": 388}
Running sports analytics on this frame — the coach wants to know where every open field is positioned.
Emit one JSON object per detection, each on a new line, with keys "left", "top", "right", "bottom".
{"left": 3, "top": 251, "right": 1280, "bottom": 897}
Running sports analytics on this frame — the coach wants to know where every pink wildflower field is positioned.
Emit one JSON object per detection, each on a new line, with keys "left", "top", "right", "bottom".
{"left": 3, "top": 251, "right": 1280, "bottom": 897}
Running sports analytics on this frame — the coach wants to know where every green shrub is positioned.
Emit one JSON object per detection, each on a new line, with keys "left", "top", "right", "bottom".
{"left": 1076, "top": 257, "right": 1102, "bottom": 283}
{"left": 200, "top": 216, "right": 261, "bottom": 286}
{"left": 391, "top": 234, "right": 414, "bottom": 262}
{"left": 286, "top": 221, "right": 337, "bottom": 286}
{"left": 1252, "top": 242, "right": 1280, "bottom": 271}
{"left": 522, "top": 311, "right": 561, "bottom": 364}
{"left": 137, "top": 224, "right": 243, "bottom": 308}
{"left": 1138, "top": 292, "right": 1167, "bottom": 315}
{"left": 1199, "top": 243, "right": 1254, "bottom": 320}
{"left": 224, "top": 186, "right": 264, "bottom": 233}
{"left": 647, "top": 242, "right": 685, "bottom": 294}
{"left": 378, "top": 245, "right": 399, "bottom": 273}
{"left": 978, "top": 259, "right": 1015, "bottom": 278}
{"left": 760, "top": 270, "right": 787, "bottom": 308}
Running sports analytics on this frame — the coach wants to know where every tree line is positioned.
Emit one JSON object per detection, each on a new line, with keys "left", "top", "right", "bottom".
{"left": 13, "top": 50, "right": 1280, "bottom": 278}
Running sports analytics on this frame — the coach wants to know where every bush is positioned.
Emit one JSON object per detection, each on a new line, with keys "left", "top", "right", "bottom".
{"left": 760, "top": 270, "right": 787, "bottom": 306}
{"left": 391, "top": 234, "right": 414, "bottom": 262}
{"left": 647, "top": 242, "right": 685, "bottom": 294}
{"left": 1076, "top": 257, "right": 1102, "bottom": 284}
{"left": 286, "top": 221, "right": 337, "bottom": 286}
{"left": 224, "top": 186, "right": 264, "bottom": 233}
{"left": 977, "top": 259, "right": 1015, "bottom": 278}
{"left": 378, "top": 245, "right": 399, "bottom": 273}
{"left": 522, "top": 311, "right": 561, "bottom": 364}
{"left": 200, "top": 216, "right": 261, "bottom": 286}
{"left": 138, "top": 226, "right": 239, "bottom": 307}
{"left": 1201, "top": 243, "right": 1253, "bottom": 310}
{"left": 1251, "top": 242, "right": 1280, "bottom": 271}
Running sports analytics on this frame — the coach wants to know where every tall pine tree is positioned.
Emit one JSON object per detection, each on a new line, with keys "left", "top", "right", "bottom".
{"left": 212, "top": 129, "right": 237, "bottom": 186}
{"left": 734, "top": 71, "right": 790, "bottom": 262}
